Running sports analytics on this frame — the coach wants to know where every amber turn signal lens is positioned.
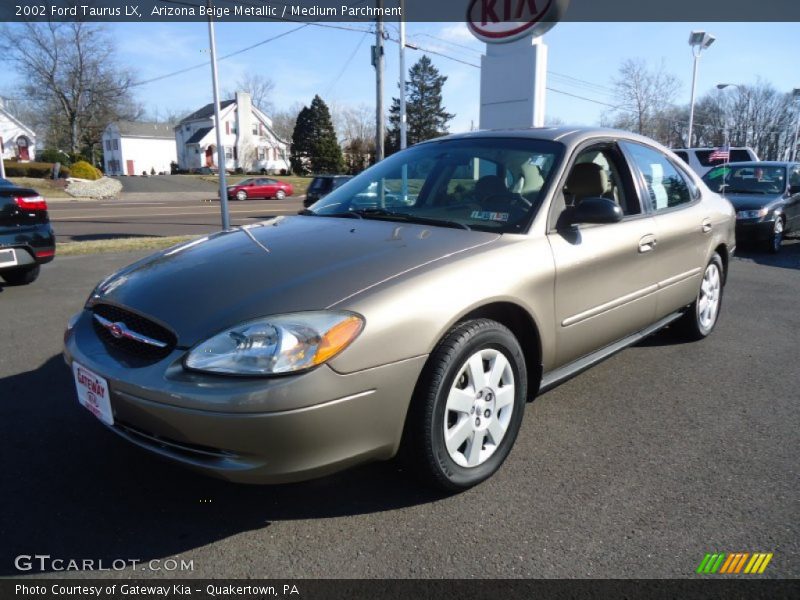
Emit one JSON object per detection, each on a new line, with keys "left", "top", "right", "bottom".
{"left": 312, "top": 316, "right": 364, "bottom": 365}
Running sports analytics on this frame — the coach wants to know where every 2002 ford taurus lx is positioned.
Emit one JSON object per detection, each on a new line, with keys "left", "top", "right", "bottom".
{"left": 64, "top": 128, "right": 736, "bottom": 491}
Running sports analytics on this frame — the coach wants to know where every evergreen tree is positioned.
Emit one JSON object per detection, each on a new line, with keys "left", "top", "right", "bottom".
{"left": 387, "top": 56, "right": 454, "bottom": 154}
{"left": 290, "top": 105, "right": 313, "bottom": 175}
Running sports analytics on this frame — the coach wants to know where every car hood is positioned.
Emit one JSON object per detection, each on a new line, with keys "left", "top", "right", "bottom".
{"left": 91, "top": 215, "right": 499, "bottom": 346}
{"left": 725, "top": 193, "right": 783, "bottom": 211}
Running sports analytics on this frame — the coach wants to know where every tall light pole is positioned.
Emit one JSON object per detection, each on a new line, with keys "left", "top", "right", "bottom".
{"left": 398, "top": 0, "right": 407, "bottom": 151}
{"left": 687, "top": 30, "right": 716, "bottom": 148}
{"left": 791, "top": 88, "right": 800, "bottom": 162}
{"left": 373, "top": 0, "right": 385, "bottom": 163}
{"left": 716, "top": 83, "right": 740, "bottom": 147}
{"left": 207, "top": 0, "right": 230, "bottom": 230}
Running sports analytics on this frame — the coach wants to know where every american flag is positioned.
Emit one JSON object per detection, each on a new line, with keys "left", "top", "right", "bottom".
{"left": 709, "top": 145, "right": 730, "bottom": 162}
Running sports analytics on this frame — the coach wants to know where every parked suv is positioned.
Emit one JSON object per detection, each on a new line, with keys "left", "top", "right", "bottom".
{"left": 0, "top": 178, "right": 55, "bottom": 285}
{"left": 673, "top": 147, "right": 759, "bottom": 177}
{"left": 304, "top": 175, "right": 353, "bottom": 207}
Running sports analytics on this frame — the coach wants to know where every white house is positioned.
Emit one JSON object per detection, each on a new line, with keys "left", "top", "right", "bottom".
{"left": 0, "top": 101, "right": 36, "bottom": 162}
{"left": 102, "top": 122, "right": 177, "bottom": 176}
{"left": 175, "top": 91, "right": 290, "bottom": 173}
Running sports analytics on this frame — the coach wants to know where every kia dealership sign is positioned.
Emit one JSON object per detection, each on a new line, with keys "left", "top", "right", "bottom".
{"left": 467, "top": 0, "right": 570, "bottom": 43}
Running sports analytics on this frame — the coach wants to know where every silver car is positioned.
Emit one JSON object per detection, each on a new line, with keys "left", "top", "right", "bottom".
{"left": 64, "top": 128, "right": 735, "bottom": 491}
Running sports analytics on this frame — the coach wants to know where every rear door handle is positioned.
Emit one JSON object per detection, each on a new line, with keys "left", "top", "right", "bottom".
{"left": 638, "top": 234, "right": 657, "bottom": 253}
{"left": 702, "top": 218, "right": 713, "bottom": 233}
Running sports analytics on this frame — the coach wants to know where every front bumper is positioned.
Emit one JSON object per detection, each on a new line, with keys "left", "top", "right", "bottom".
{"left": 735, "top": 217, "right": 775, "bottom": 243}
{"left": 64, "top": 309, "right": 426, "bottom": 484}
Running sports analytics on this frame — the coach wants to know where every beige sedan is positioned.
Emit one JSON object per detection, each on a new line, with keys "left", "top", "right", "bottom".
{"left": 64, "top": 128, "right": 735, "bottom": 491}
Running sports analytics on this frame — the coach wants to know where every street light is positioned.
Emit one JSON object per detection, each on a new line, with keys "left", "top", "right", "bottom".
{"left": 687, "top": 30, "right": 716, "bottom": 147}
{"left": 716, "top": 83, "right": 741, "bottom": 146}
{"left": 791, "top": 88, "right": 800, "bottom": 162}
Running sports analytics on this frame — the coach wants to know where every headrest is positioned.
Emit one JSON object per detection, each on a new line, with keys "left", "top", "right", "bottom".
{"left": 475, "top": 175, "right": 509, "bottom": 200}
{"left": 565, "top": 163, "right": 609, "bottom": 199}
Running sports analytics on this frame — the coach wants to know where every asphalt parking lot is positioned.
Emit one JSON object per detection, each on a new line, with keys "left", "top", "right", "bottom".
{"left": 0, "top": 241, "right": 797, "bottom": 579}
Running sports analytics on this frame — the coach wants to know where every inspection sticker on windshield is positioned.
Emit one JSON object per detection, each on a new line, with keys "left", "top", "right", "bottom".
{"left": 471, "top": 211, "right": 509, "bottom": 222}
{"left": 73, "top": 362, "right": 114, "bottom": 426}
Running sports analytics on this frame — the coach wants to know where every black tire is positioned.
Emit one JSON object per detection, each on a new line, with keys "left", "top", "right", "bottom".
{"left": 767, "top": 217, "right": 784, "bottom": 254}
{"left": 1, "top": 264, "right": 41, "bottom": 286}
{"left": 674, "top": 252, "right": 724, "bottom": 341}
{"left": 402, "top": 319, "right": 527, "bottom": 492}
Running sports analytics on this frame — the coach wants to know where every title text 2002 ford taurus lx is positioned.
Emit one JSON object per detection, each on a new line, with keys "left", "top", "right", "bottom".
{"left": 64, "top": 128, "right": 735, "bottom": 491}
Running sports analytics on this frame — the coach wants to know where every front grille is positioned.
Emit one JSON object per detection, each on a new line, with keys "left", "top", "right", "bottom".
{"left": 92, "top": 303, "right": 177, "bottom": 361}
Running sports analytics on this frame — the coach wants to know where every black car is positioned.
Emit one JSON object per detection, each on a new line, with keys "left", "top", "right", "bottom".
{"left": 0, "top": 178, "right": 55, "bottom": 285}
{"left": 303, "top": 175, "right": 353, "bottom": 208}
{"left": 703, "top": 161, "right": 800, "bottom": 253}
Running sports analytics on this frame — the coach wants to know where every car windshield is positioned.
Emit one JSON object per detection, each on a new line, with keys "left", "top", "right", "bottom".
{"left": 306, "top": 138, "right": 564, "bottom": 233}
{"left": 703, "top": 165, "right": 786, "bottom": 194}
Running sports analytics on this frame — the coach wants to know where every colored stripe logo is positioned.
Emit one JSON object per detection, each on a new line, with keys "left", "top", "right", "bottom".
{"left": 696, "top": 552, "right": 773, "bottom": 574}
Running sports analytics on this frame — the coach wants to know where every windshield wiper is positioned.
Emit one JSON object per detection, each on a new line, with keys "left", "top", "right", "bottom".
{"left": 298, "top": 208, "right": 363, "bottom": 219}
{"left": 722, "top": 188, "right": 768, "bottom": 195}
{"left": 350, "top": 208, "right": 471, "bottom": 231}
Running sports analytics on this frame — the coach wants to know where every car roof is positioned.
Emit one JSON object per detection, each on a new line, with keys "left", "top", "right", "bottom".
{"left": 417, "top": 126, "right": 669, "bottom": 151}
{"left": 706, "top": 161, "right": 796, "bottom": 169}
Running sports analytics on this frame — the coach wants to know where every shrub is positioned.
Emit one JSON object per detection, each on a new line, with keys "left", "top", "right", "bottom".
{"left": 2, "top": 161, "right": 71, "bottom": 178}
{"left": 70, "top": 160, "right": 102, "bottom": 180}
{"left": 38, "top": 148, "right": 71, "bottom": 165}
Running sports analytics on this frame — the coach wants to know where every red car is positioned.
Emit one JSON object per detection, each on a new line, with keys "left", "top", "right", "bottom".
{"left": 227, "top": 177, "right": 293, "bottom": 201}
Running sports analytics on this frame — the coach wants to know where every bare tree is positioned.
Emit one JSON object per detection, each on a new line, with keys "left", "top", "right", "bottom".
{"left": 607, "top": 58, "right": 681, "bottom": 143}
{"left": 1, "top": 22, "right": 138, "bottom": 154}
{"left": 269, "top": 102, "right": 303, "bottom": 143}
{"left": 225, "top": 73, "right": 275, "bottom": 112}
{"left": 339, "top": 104, "right": 374, "bottom": 173}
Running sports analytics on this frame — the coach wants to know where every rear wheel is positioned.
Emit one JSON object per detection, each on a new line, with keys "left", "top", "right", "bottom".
{"left": 1, "top": 264, "right": 41, "bottom": 286}
{"left": 275, "top": 189, "right": 287, "bottom": 200}
{"left": 235, "top": 190, "right": 248, "bottom": 201}
{"left": 403, "top": 319, "right": 527, "bottom": 492}
{"left": 767, "top": 217, "right": 784, "bottom": 254}
{"left": 674, "top": 252, "right": 724, "bottom": 341}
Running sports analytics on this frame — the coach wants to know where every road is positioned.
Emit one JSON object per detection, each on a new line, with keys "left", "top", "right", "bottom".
{"left": 48, "top": 194, "right": 303, "bottom": 243}
{"left": 0, "top": 244, "right": 798, "bottom": 579}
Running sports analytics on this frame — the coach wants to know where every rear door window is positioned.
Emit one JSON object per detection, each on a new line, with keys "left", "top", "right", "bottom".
{"left": 621, "top": 142, "right": 693, "bottom": 211}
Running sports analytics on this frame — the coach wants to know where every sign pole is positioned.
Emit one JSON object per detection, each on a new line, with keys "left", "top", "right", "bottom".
{"left": 207, "top": 0, "right": 230, "bottom": 230}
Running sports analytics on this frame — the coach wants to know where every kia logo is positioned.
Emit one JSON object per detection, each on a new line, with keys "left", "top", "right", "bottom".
{"left": 467, "top": 0, "right": 570, "bottom": 44}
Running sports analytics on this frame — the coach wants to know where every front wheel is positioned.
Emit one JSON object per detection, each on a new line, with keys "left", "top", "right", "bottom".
{"left": 403, "top": 319, "right": 527, "bottom": 492}
{"left": 235, "top": 190, "right": 248, "bottom": 201}
{"left": 1, "top": 264, "right": 41, "bottom": 285}
{"left": 674, "top": 252, "right": 724, "bottom": 341}
{"left": 767, "top": 217, "right": 784, "bottom": 254}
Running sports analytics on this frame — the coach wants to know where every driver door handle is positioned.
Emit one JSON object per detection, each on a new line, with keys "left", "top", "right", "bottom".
{"left": 702, "top": 218, "right": 713, "bottom": 233}
{"left": 638, "top": 234, "right": 657, "bottom": 253}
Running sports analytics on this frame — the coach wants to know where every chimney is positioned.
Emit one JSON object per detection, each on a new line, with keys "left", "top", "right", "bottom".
{"left": 235, "top": 91, "right": 253, "bottom": 169}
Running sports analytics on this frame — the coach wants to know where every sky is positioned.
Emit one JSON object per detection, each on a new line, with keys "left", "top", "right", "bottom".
{"left": 1, "top": 20, "right": 798, "bottom": 134}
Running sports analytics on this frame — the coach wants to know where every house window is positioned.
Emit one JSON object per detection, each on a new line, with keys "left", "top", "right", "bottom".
{"left": 224, "top": 147, "right": 233, "bottom": 160}
{"left": 252, "top": 123, "right": 259, "bottom": 135}
{"left": 257, "top": 147, "right": 265, "bottom": 160}
{"left": 273, "top": 147, "right": 279, "bottom": 161}
{"left": 112, "top": 139, "right": 118, "bottom": 150}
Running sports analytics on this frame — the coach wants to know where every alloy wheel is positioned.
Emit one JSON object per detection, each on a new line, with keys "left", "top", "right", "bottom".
{"left": 698, "top": 263, "right": 721, "bottom": 331}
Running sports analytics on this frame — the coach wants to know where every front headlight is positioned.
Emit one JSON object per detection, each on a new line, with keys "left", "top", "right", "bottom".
{"left": 736, "top": 208, "right": 768, "bottom": 220}
{"left": 184, "top": 311, "right": 364, "bottom": 376}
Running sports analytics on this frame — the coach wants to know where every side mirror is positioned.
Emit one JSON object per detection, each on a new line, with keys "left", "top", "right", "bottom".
{"left": 568, "top": 197, "right": 623, "bottom": 225}
{"left": 789, "top": 184, "right": 800, "bottom": 195}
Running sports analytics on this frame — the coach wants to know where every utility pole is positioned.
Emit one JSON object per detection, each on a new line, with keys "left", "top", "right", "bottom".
{"left": 207, "top": 0, "right": 230, "bottom": 230}
{"left": 373, "top": 0, "right": 385, "bottom": 162}
{"left": 399, "top": 0, "right": 407, "bottom": 150}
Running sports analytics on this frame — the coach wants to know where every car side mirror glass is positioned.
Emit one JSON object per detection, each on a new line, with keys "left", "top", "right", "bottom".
{"left": 568, "top": 197, "right": 624, "bottom": 225}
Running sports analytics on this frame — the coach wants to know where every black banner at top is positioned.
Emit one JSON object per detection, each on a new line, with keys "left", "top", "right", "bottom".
{"left": 1, "top": 0, "right": 800, "bottom": 23}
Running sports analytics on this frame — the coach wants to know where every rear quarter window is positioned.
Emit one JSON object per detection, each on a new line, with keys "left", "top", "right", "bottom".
{"left": 674, "top": 151, "right": 689, "bottom": 164}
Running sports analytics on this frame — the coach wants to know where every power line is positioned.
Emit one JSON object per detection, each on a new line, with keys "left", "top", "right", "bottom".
{"left": 324, "top": 30, "right": 371, "bottom": 98}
